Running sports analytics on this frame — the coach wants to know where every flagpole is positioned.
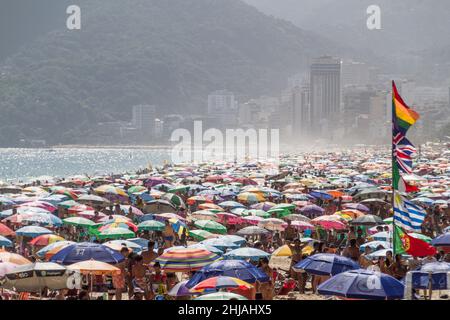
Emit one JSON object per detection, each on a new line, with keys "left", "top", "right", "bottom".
{"left": 391, "top": 81, "right": 397, "bottom": 257}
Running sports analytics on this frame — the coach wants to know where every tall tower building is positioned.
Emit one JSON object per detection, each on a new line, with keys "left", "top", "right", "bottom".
{"left": 132, "top": 104, "right": 156, "bottom": 136}
{"left": 310, "top": 56, "right": 341, "bottom": 137}
{"left": 292, "top": 85, "right": 311, "bottom": 139}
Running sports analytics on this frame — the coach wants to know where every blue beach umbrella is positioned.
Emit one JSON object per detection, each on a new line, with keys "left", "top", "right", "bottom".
{"left": 185, "top": 259, "right": 270, "bottom": 288}
{"left": 219, "top": 235, "right": 247, "bottom": 246}
{"left": 0, "top": 235, "right": 13, "bottom": 247}
{"left": 200, "top": 238, "right": 240, "bottom": 251}
{"left": 318, "top": 269, "right": 404, "bottom": 300}
{"left": 15, "top": 226, "right": 53, "bottom": 238}
{"left": 293, "top": 253, "right": 360, "bottom": 276}
{"left": 223, "top": 248, "right": 270, "bottom": 261}
{"left": 309, "top": 190, "right": 333, "bottom": 201}
{"left": 407, "top": 262, "right": 450, "bottom": 290}
{"left": 188, "top": 243, "right": 224, "bottom": 255}
{"left": 36, "top": 241, "right": 76, "bottom": 258}
{"left": 49, "top": 242, "right": 125, "bottom": 265}
{"left": 431, "top": 232, "right": 450, "bottom": 247}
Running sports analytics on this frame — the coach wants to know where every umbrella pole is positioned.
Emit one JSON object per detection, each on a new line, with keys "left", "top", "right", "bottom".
{"left": 90, "top": 273, "right": 93, "bottom": 299}
{"left": 428, "top": 273, "right": 433, "bottom": 300}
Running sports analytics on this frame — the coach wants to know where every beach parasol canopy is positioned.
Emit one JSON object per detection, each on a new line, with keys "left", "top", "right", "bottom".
{"left": 15, "top": 226, "right": 53, "bottom": 238}
{"left": 3, "top": 262, "right": 69, "bottom": 293}
{"left": 311, "top": 215, "right": 347, "bottom": 230}
{"left": 223, "top": 248, "right": 270, "bottom": 262}
{"left": 258, "top": 218, "right": 288, "bottom": 231}
{"left": 431, "top": 232, "right": 450, "bottom": 247}
{"left": 29, "top": 234, "right": 64, "bottom": 246}
{"left": 35, "top": 241, "right": 76, "bottom": 259}
{"left": 293, "top": 253, "right": 360, "bottom": 276}
{"left": 317, "top": 269, "right": 404, "bottom": 300}
{"left": 351, "top": 214, "right": 384, "bottom": 226}
{"left": 0, "top": 262, "right": 18, "bottom": 277}
{"left": 49, "top": 242, "right": 125, "bottom": 265}
{"left": 194, "top": 220, "right": 227, "bottom": 234}
{"left": 185, "top": 260, "right": 269, "bottom": 289}
{"left": 77, "top": 194, "right": 111, "bottom": 206}
{"left": 237, "top": 192, "right": 265, "bottom": 204}
{"left": 235, "top": 226, "right": 270, "bottom": 236}
{"left": 190, "top": 276, "right": 253, "bottom": 293}
{"left": 0, "top": 251, "right": 31, "bottom": 265}
{"left": 189, "top": 229, "right": 218, "bottom": 241}
{"left": 67, "top": 259, "right": 121, "bottom": 276}
{"left": 407, "top": 262, "right": 450, "bottom": 290}
{"left": 0, "top": 235, "right": 13, "bottom": 247}
{"left": 342, "top": 203, "right": 370, "bottom": 212}
{"left": 193, "top": 292, "right": 248, "bottom": 300}
{"left": 359, "top": 241, "right": 391, "bottom": 253}
{"left": 219, "top": 235, "right": 247, "bottom": 246}
{"left": 97, "top": 227, "right": 135, "bottom": 240}
{"left": 137, "top": 220, "right": 165, "bottom": 232}
{"left": 0, "top": 223, "right": 15, "bottom": 237}
{"left": 167, "top": 280, "right": 195, "bottom": 297}
{"left": 155, "top": 247, "right": 221, "bottom": 272}
{"left": 63, "top": 217, "right": 97, "bottom": 228}
{"left": 300, "top": 204, "right": 325, "bottom": 217}
{"left": 200, "top": 238, "right": 240, "bottom": 251}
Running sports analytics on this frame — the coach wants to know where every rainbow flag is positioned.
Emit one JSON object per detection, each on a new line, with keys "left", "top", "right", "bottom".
{"left": 392, "top": 81, "right": 420, "bottom": 135}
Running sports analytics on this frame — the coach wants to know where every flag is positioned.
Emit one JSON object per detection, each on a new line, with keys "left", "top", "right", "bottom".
{"left": 393, "top": 193, "right": 426, "bottom": 232}
{"left": 392, "top": 164, "right": 419, "bottom": 193}
{"left": 392, "top": 81, "right": 420, "bottom": 135}
{"left": 393, "top": 225, "right": 436, "bottom": 257}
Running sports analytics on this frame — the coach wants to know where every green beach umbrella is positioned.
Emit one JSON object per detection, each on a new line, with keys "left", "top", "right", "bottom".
{"left": 189, "top": 229, "right": 216, "bottom": 241}
{"left": 127, "top": 186, "right": 147, "bottom": 194}
{"left": 270, "top": 203, "right": 295, "bottom": 211}
{"left": 267, "top": 207, "right": 291, "bottom": 218}
{"left": 63, "top": 217, "right": 97, "bottom": 228}
{"left": 168, "top": 185, "right": 190, "bottom": 193}
{"left": 98, "top": 227, "right": 135, "bottom": 240}
{"left": 383, "top": 217, "right": 393, "bottom": 225}
{"left": 242, "top": 209, "right": 270, "bottom": 218}
{"left": 58, "top": 200, "right": 79, "bottom": 209}
{"left": 137, "top": 220, "right": 165, "bottom": 232}
{"left": 194, "top": 220, "right": 227, "bottom": 235}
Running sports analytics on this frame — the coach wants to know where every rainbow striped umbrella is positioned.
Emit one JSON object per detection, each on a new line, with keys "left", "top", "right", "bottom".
{"left": 29, "top": 234, "right": 64, "bottom": 246}
{"left": 155, "top": 248, "right": 221, "bottom": 272}
{"left": 190, "top": 276, "right": 252, "bottom": 293}
{"left": 237, "top": 192, "right": 265, "bottom": 204}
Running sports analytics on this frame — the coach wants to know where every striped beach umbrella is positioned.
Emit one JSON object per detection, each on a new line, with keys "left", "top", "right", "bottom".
{"left": 155, "top": 248, "right": 221, "bottom": 272}
{"left": 29, "top": 234, "right": 64, "bottom": 246}
{"left": 190, "top": 276, "right": 253, "bottom": 293}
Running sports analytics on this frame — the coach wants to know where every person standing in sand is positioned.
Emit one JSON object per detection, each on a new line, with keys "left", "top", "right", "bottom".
{"left": 162, "top": 220, "right": 175, "bottom": 248}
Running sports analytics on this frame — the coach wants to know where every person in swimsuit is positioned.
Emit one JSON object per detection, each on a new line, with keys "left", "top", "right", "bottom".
{"left": 258, "top": 257, "right": 274, "bottom": 300}
{"left": 162, "top": 220, "right": 175, "bottom": 248}
{"left": 131, "top": 255, "right": 149, "bottom": 299}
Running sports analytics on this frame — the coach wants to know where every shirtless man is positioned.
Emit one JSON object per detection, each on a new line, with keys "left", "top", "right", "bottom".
{"left": 131, "top": 255, "right": 149, "bottom": 299}
{"left": 142, "top": 240, "right": 157, "bottom": 267}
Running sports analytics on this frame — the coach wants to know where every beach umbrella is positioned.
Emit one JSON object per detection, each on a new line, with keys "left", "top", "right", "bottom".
{"left": 15, "top": 226, "right": 53, "bottom": 238}
{"left": 408, "top": 262, "right": 450, "bottom": 290}
{"left": 0, "top": 235, "right": 13, "bottom": 247}
{"left": 359, "top": 241, "right": 391, "bottom": 253}
{"left": 317, "top": 269, "right": 404, "bottom": 300}
{"left": 188, "top": 243, "right": 224, "bottom": 255}
{"left": 194, "top": 292, "right": 247, "bottom": 300}
{"left": 137, "top": 220, "right": 165, "bottom": 232}
{"left": 198, "top": 203, "right": 224, "bottom": 211}
{"left": 224, "top": 248, "right": 270, "bottom": 261}
{"left": 310, "top": 190, "right": 333, "bottom": 201}
{"left": 311, "top": 216, "right": 347, "bottom": 230}
{"left": 67, "top": 259, "right": 121, "bottom": 276}
{"left": 250, "top": 202, "right": 276, "bottom": 211}
{"left": 185, "top": 259, "right": 269, "bottom": 288}
{"left": 366, "top": 249, "right": 412, "bottom": 260}
{"left": 3, "top": 262, "right": 69, "bottom": 293}
{"left": 29, "top": 234, "right": 64, "bottom": 246}
{"left": 162, "top": 193, "right": 186, "bottom": 210}
{"left": 67, "top": 204, "right": 94, "bottom": 215}
{"left": 191, "top": 210, "right": 219, "bottom": 221}
{"left": 219, "top": 235, "right": 247, "bottom": 246}
{"left": 155, "top": 248, "right": 221, "bottom": 272}
{"left": 237, "top": 192, "right": 265, "bottom": 204}
{"left": 371, "top": 231, "right": 392, "bottom": 241}
{"left": 103, "top": 240, "right": 143, "bottom": 254}
{"left": 58, "top": 200, "right": 79, "bottom": 209}
{"left": 127, "top": 238, "right": 149, "bottom": 249}
{"left": 293, "top": 253, "right": 360, "bottom": 276}
{"left": 300, "top": 204, "right": 325, "bottom": 217}
{"left": 431, "top": 232, "right": 450, "bottom": 247}
{"left": 144, "top": 177, "right": 169, "bottom": 188}
{"left": 189, "top": 229, "right": 218, "bottom": 241}
{"left": 144, "top": 200, "right": 177, "bottom": 214}
{"left": 0, "top": 251, "right": 31, "bottom": 265}
{"left": 0, "top": 223, "right": 15, "bottom": 237}
{"left": 36, "top": 241, "right": 75, "bottom": 259}
{"left": 411, "top": 197, "right": 434, "bottom": 206}
{"left": 6, "top": 212, "right": 62, "bottom": 227}
{"left": 218, "top": 201, "right": 245, "bottom": 210}
{"left": 291, "top": 220, "right": 315, "bottom": 231}
{"left": 201, "top": 238, "right": 240, "bottom": 251}
{"left": 50, "top": 242, "right": 125, "bottom": 265}
{"left": 167, "top": 280, "right": 195, "bottom": 297}
{"left": 190, "top": 276, "right": 253, "bottom": 293}
{"left": 215, "top": 212, "right": 241, "bottom": 225}
{"left": 242, "top": 209, "right": 270, "bottom": 218}
{"left": 194, "top": 220, "right": 227, "bottom": 234}
{"left": 351, "top": 214, "right": 384, "bottom": 226}
{"left": 236, "top": 226, "right": 270, "bottom": 236}
{"left": 383, "top": 217, "right": 393, "bottom": 225}
{"left": 241, "top": 215, "right": 263, "bottom": 225}
{"left": 63, "top": 216, "right": 97, "bottom": 228}
{"left": 258, "top": 218, "right": 288, "bottom": 231}
{"left": 77, "top": 194, "right": 110, "bottom": 206}
{"left": 0, "top": 262, "right": 18, "bottom": 277}
{"left": 19, "top": 201, "right": 57, "bottom": 212}
{"left": 271, "top": 245, "right": 293, "bottom": 257}
{"left": 98, "top": 227, "right": 135, "bottom": 240}
{"left": 283, "top": 214, "right": 311, "bottom": 222}
{"left": 0, "top": 207, "right": 51, "bottom": 218}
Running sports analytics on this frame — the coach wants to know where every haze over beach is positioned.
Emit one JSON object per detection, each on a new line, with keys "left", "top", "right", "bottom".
{"left": 0, "top": 0, "right": 449, "bottom": 306}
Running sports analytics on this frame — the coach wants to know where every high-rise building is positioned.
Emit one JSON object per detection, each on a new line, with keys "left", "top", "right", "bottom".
{"left": 341, "top": 60, "right": 370, "bottom": 87}
{"left": 310, "top": 56, "right": 341, "bottom": 137}
{"left": 292, "top": 85, "right": 310, "bottom": 138}
{"left": 207, "top": 90, "right": 238, "bottom": 128}
{"left": 132, "top": 104, "right": 156, "bottom": 133}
